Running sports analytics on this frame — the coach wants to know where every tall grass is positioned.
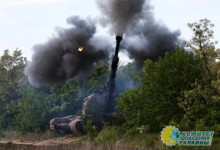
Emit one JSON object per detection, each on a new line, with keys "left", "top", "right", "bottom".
{"left": 0, "top": 130, "right": 57, "bottom": 141}
{"left": 85, "top": 126, "right": 220, "bottom": 150}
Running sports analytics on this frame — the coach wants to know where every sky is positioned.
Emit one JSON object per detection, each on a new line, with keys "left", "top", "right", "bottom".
{"left": 0, "top": 0, "right": 219, "bottom": 61}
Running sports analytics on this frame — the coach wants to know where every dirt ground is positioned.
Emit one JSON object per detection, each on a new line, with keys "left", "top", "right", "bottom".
{"left": 0, "top": 137, "right": 156, "bottom": 150}
{"left": 0, "top": 137, "right": 81, "bottom": 150}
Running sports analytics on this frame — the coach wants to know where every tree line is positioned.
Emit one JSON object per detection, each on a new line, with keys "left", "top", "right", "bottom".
{"left": 118, "top": 19, "right": 220, "bottom": 135}
{"left": 0, "top": 49, "right": 135, "bottom": 134}
{"left": 0, "top": 18, "right": 219, "bottom": 137}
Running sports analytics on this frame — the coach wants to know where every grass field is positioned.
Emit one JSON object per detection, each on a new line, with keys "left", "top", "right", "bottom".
{"left": 0, "top": 129, "right": 219, "bottom": 150}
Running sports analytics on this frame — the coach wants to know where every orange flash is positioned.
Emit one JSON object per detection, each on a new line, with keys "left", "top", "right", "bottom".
{"left": 78, "top": 46, "right": 84, "bottom": 52}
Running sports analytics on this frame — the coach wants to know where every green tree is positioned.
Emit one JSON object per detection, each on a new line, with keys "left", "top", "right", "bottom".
{"left": 117, "top": 48, "right": 203, "bottom": 132}
{"left": 0, "top": 49, "right": 26, "bottom": 129}
{"left": 178, "top": 19, "right": 220, "bottom": 131}
{"left": 88, "top": 64, "right": 109, "bottom": 91}
{"left": 116, "top": 63, "right": 138, "bottom": 93}
{"left": 187, "top": 18, "right": 218, "bottom": 79}
{"left": 15, "top": 85, "right": 51, "bottom": 133}
{"left": 14, "top": 64, "right": 110, "bottom": 132}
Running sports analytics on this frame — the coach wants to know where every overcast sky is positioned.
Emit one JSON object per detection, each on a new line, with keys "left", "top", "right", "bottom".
{"left": 0, "top": 0, "right": 219, "bottom": 60}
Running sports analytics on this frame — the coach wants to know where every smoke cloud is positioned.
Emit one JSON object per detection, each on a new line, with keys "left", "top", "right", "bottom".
{"left": 96, "top": 0, "right": 181, "bottom": 68}
{"left": 124, "top": 18, "right": 181, "bottom": 68}
{"left": 96, "top": 0, "right": 147, "bottom": 35}
{"left": 25, "top": 16, "right": 110, "bottom": 87}
{"left": 25, "top": 0, "right": 183, "bottom": 87}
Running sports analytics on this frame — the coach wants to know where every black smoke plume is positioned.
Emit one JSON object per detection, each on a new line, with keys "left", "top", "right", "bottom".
{"left": 25, "top": 16, "right": 110, "bottom": 87}
{"left": 124, "top": 18, "right": 181, "bottom": 68}
{"left": 96, "top": 0, "right": 147, "bottom": 35}
{"left": 96, "top": 0, "right": 181, "bottom": 68}
{"left": 26, "top": 0, "right": 182, "bottom": 87}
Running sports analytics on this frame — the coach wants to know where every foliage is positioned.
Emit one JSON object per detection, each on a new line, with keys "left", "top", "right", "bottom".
{"left": 116, "top": 63, "right": 139, "bottom": 93}
{"left": 178, "top": 18, "right": 220, "bottom": 131}
{"left": 94, "top": 126, "right": 123, "bottom": 145}
{"left": 117, "top": 18, "right": 220, "bottom": 136}
{"left": 90, "top": 125, "right": 161, "bottom": 149}
{"left": 83, "top": 120, "right": 98, "bottom": 141}
{"left": 0, "top": 19, "right": 220, "bottom": 150}
{"left": 15, "top": 85, "right": 52, "bottom": 133}
{"left": 0, "top": 49, "right": 26, "bottom": 129}
{"left": 0, "top": 48, "right": 137, "bottom": 133}
{"left": 14, "top": 64, "right": 110, "bottom": 133}
{"left": 0, "top": 50, "right": 111, "bottom": 133}
{"left": 187, "top": 18, "right": 217, "bottom": 51}
{"left": 117, "top": 48, "right": 203, "bottom": 132}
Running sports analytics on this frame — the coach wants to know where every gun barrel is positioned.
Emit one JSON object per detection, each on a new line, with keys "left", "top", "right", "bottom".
{"left": 114, "top": 36, "right": 123, "bottom": 56}
{"left": 105, "top": 36, "right": 123, "bottom": 113}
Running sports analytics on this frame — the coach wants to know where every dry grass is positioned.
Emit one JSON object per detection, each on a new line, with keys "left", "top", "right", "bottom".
{"left": 0, "top": 137, "right": 218, "bottom": 150}
{"left": 0, "top": 142, "right": 156, "bottom": 150}
{"left": 0, "top": 130, "right": 57, "bottom": 142}
{"left": 0, "top": 129, "right": 219, "bottom": 150}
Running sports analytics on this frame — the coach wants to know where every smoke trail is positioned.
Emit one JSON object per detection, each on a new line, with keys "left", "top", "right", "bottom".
{"left": 24, "top": 16, "right": 110, "bottom": 87}
{"left": 96, "top": 0, "right": 181, "bottom": 67}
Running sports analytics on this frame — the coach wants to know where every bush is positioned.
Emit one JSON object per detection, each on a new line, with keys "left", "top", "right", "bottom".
{"left": 117, "top": 48, "right": 203, "bottom": 132}
{"left": 83, "top": 120, "right": 98, "bottom": 141}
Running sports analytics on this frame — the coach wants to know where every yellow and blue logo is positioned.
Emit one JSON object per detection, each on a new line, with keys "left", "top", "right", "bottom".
{"left": 161, "top": 126, "right": 180, "bottom": 146}
{"left": 161, "top": 125, "right": 214, "bottom": 146}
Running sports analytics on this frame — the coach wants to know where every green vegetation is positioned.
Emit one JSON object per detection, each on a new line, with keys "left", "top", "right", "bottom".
{"left": 0, "top": 51, "right": 111, "bottom": 133}
{"left": 0, "top": 51, "right": 132, "bottom": 134}
{"left": 0, "top": 130, "right": 57, "bottom": 141}
{"left": 118, "top": 18, "right": 220, "bottom": 133}
{"left": 118, "top": 47, "right": 204, "bottom": 132}
{"left": 84, "top": 125, "right": 220, "bottom": 150}
{"left": 0, "top": 18, "right": 219, "bottom": 150}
